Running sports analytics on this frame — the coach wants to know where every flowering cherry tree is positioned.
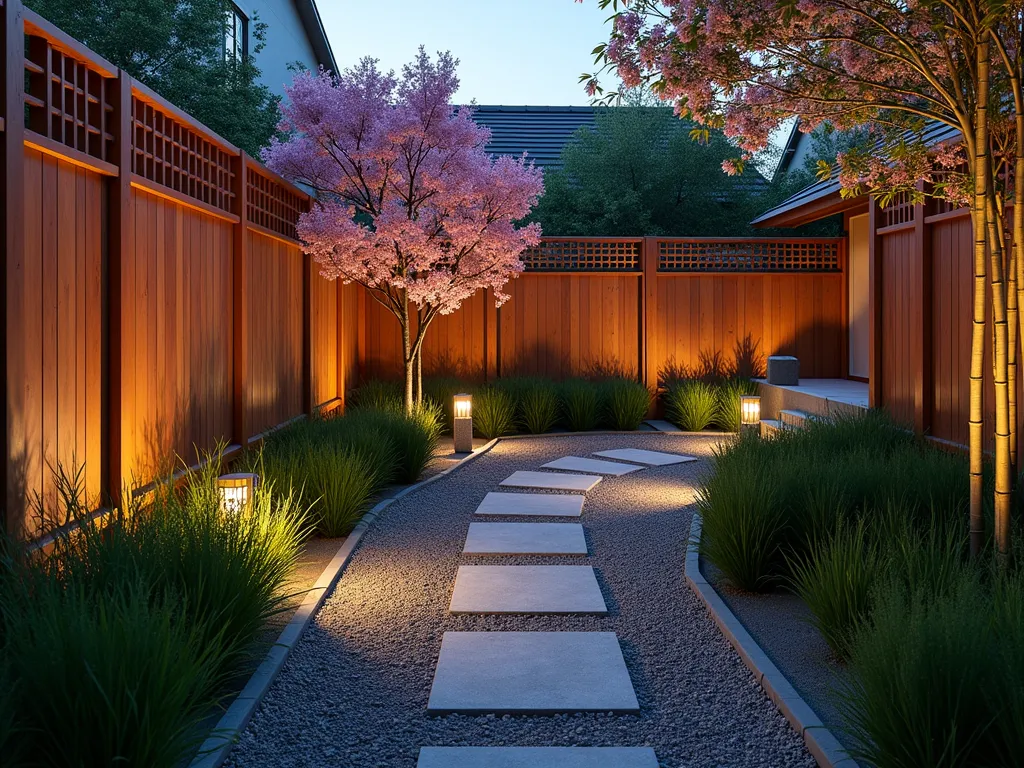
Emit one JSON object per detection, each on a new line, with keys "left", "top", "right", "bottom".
{"left": 580, "top": 0, "right": 1024, "bottom": 559}
{"left": 264, "top": 49, "right": 543, "bottom": 412}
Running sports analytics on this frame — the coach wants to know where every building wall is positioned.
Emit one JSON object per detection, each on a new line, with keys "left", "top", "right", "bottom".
{"left": 234, "top": 0, "right": 321, "bottom": 97}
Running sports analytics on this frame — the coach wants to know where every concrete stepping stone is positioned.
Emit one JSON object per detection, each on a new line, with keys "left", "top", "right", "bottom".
{"left": 417, "top": 747, "right": 659, "bottom": 767}
{"left": 427, "top": 631, "right": 639, "bottom": 714}
{"left": 449, "top": 565, "right": 606, "bottom": 614}
{"left": 474, "top": 492, "right": 584, "bottom": 517}
{"left": 462, "top": 522, "right": 587, "bottom": 555}
{"left": 500, "top": 471, "right": 601, "bottom": 492}
{"left": 541, "top": 456, "right": 643, "bottom": 476}
{"left": 593, "top": 448, "right": 697, "bottom": 466}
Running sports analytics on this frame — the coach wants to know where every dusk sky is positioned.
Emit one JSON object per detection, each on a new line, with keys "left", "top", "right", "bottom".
{"left": 317, "top": 0, "right": 615, "bottom": 106}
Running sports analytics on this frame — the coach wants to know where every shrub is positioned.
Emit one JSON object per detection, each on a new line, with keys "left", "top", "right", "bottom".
{"left": 560, "top": 378, "right": 602, "bottom": 432}
{"left": 49, "top": 457, "right": 306, "bottom": 678}
{"left": 841, "top": 576, "right": 1001, "bottom": 768}
{"left": 423, "top": 376, "right": 467, "bottom": 433}
{"left": 473, "top": 386, "right": 517, "bottom": 438}
{"left": 383, "top": 402, "right": 444, "bottom": 483}
{"left": 697, "top": 440, "right": 787, "bottom": 591}
{"left": 5, "top": 581, "right": 223, "bottom": 768}
{"left": 788, "top": 518, "right": 879, "bottom": 659}
{"left": 664, "top": 380, "right": 719, "bottom": 431}
{"left": 352, "top": 379, "right": 403, "bottom": 413}
{"left": 518, "top": 379, "right": 560, "bottom": 434}
{"left": 601, "top": 377, "right": 651, "bottom": 430}
{"left": 715, "top": 377, "right": 761, "bottom": 431}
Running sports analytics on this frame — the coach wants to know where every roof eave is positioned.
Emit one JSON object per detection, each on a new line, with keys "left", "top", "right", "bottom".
{"left": 752, "top": 190, "right": 865, "bottom": 228}
{"left": 294, "top": 0, "right": 337, "bottom": 74}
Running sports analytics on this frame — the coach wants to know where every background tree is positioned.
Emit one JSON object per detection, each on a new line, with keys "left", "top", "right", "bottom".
{"left": 265, "top": 50, "right": 543, "bottom": 412}
{"left": 582, "top": 0, "right": 1022, "bottom": 560}
{"left": 28, "top": 0, "right": 280, "bottom": 156}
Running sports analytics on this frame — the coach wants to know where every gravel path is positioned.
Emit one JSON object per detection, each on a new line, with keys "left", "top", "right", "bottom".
{"left": 226, "top": 434, "right": 817, "bottom": 768}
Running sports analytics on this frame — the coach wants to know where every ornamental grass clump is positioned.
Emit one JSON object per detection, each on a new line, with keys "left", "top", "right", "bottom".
{"left": 664, "top": 379, "right": 719, "bottom": 431}
{"left": 4, "top": 581, "right": 223, "bottom": 768}
{"left": 517, "top": 379, "right": 561, "bottom": 434}
{"left": 352, "top": 379, "right": 403, "bottom": 413}
{"left": 473, "top": 386, "right": 517, "bottom": 438}
{"left": 560, "top": 378, "right": 602, "bottom": 432}
{"left": 601, "top": 377, "right": 651, "bottom": 430}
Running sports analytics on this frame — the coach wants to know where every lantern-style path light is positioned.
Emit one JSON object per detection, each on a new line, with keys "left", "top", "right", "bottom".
{"left": 740, "top": 395, "right": 761, "bottom": 437}
{"left": 453, "top": 394, "right": 473, "bottom": 453}
{"left": 217, "top": 472, "right": 259, "bottom": 515}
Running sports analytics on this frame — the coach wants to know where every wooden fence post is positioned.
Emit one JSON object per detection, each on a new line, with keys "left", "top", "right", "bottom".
{"left": 641, "top": 237, "right": 659, "bottom": 394}
{"left": 868, "top": 197, "right": 884, "bottom": 409}
{"left": 302, "top": 252, "right": 313, "bottom": 414}
{"left": 2, "top": 0, "right": 26, "bottom": 526}
{"left": 105, "top": 70, "right": 132, "bottom": 506}
{"left": 231, "top": 153, "right": 249, "bottom": 447}
{"left": 913, "top": 180, "right": 933, "bottom": 434}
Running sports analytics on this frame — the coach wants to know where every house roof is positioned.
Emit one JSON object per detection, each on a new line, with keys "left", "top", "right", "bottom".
{"left": 294, "top": 0, "right": 338, "bottom": 74}
{"left": 752, "top": 121, "right": 960, "bottom": 228}
{"left": 471, "top": 106, "right": 602, "bottom": 168}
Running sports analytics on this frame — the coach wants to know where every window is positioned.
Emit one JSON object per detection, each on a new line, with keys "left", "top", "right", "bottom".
{"left": 225, "top": 4, "right": 247, "bottom": 63}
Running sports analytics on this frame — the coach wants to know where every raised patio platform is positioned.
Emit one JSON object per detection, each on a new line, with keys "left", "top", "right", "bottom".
{"left": 756, "top": 378, "right": 868, "bottom": 423}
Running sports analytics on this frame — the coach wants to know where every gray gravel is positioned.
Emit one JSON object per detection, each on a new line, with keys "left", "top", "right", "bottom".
{"left": 226, "top": 434, "right": 817, "bottom": 768}
{"left": 706, "top": 562, "right": 854, "bottom": 752}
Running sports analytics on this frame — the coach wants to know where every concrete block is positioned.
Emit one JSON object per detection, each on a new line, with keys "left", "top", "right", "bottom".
{"left": 417, "top": 747, "right": 659, "bottom": 767}
{"left": 500, "top": 471, "right": 602, "bottom": 492}
{"left": 767, "top": 356, "right": 799, "bottom": 386}
{"left": 449, "top": 565, "right": 606, "bottom": 614}
{"left": 541, "top": 456, "right": 643, "bottom": 475}
{"left": 462, "top": 522, "right": 587, "bottom": 555}
{"left": 474, "top": 492, "right": 585, "bottom": 517}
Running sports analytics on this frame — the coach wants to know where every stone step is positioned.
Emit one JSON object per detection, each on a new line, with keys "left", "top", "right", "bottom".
{"left": 779, "top": 409, "right": 815, "bottom": 429}
{"left": 427, "top": 632, "right": 639, "bottom": 714}
{"left": 449, "top": 565, "right": 606, "bottom": 615}
{"left": 541, "top": 456, "right": 643, "bottom": 476}
{"left": 417, "top": 747, "right": 659, "bottom": 767}
{"left": 759, "top": 419, "right": 783, "bottom": 438}
{"left": 500, "top": 471, "right": 602, "bottom": 492}
{"left": 462, "top": 522, "right": 588, "bottom": 556}
{"left": 474, "top": 492, "right": 585, "bottom": 518}
{"left": 592, "top": 448, "right": 697, "bottom": 466}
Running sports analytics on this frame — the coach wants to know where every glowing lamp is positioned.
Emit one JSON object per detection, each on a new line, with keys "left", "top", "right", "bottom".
{"left": 740, "top": 395, "right": 761, "bottom": 433}
{"left": 217, "top": 472, "right": 259, "bottom": 515}
{"left": 453, "top": 393, "right": 473, "bottom": 453}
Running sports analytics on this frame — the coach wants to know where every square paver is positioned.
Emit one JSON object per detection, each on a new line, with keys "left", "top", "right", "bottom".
{"left": 462, "top": 523, "right": 587, "bottom": 555}
{"left": 474, "top": 492, "right": 585, "bottom": 517}
{"left": 427, "top": 632, "right": 639, "bottom": 714}
{"left": 449, "top": 566, "right": 606, "bottom": 614}
{"left": 417, "top": 747, "right": 659, "bottom": 767}
{"left": 593, "top": 448, "right": 697, "bottom": 466}
{"left": 500, "top": 471, "right": 601, "bottom": 492}
{"left": 541, "top": 456, "right": 643, "bottom": 476}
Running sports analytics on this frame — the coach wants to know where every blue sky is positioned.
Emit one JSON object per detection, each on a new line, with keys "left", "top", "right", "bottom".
{"left": 317, "top": 0, "right": 615, "bottom": 105}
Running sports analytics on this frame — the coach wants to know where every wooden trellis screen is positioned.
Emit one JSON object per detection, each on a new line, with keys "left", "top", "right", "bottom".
{"left": 361, "top": 236, "right": 847, "bottom": 389}
{"left": 1, "top": 1, "right": 359, "bottom": 536}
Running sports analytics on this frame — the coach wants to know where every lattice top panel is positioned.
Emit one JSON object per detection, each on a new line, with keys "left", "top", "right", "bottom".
{"left": 131, "top": 97, "right": 236, "bottom": 213}
{"left": 23, "top": 33, "right": 115, "bottom": 163}
{"left": 881, "top": 191, "right": 915, "bottom": 228}
{"left": 658, "top": 239, "right": 842, "bottom": 272}
{"left": 247, "top": 166, "right": 305, "bottom": 241}
{"left": 521, "top": 240, "right": 641, "bottom": 271}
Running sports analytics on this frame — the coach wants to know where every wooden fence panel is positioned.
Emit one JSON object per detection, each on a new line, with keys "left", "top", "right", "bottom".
{"left": 246, "top": 230, "right": 305, "bottom": 435}
{"left": 880, "top": 227, "right": 920, "bottom": 427}
{"left": 11, "top": 148, "right": 104, "bottom": 535}
{"left": 310, "top": 258, "right": 338, "bottom": 408}
{"left": 649, "top": 273, "right": 845, "bottom": 382}
{"left": 122, "top": 187, "right": 233, "bottom": 485}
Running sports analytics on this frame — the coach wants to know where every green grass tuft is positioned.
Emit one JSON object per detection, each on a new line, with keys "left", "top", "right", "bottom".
{"left": 560, "top": 378, "right": 602, "bottom": 432}
{"left": 601, "top": 378, "right": 651, "bottom": 430}
{"left": 472, "top": 386, "right": 517, "bottom": 438}
{"left": 664, "top": 380, "right": 719, "bottom": 431}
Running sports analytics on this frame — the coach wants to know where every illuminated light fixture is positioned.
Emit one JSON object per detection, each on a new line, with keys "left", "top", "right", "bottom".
{"left": 217, "top": 472, "right": 259, "bottom": 515}
{"left": 453, "top": 393, "right": 473, "bottom": 453}
{"left": 740, "top": 395, "right": 761, "bottom": 435}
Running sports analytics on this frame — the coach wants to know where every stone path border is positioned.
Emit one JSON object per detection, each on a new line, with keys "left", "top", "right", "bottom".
{"left": 685, "top": 514, "right": 859, "bottom": 768}
{"left": 189, "top": 439, "right": 501, "bottom": 768}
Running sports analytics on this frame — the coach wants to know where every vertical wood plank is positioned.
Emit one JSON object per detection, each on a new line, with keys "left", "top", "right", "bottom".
{"left": 232, "top": 153, "right": 248, "bottom": 445}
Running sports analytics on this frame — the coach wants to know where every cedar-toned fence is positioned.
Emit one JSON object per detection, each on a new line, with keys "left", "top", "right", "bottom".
{"left": 0, "top": 0, "right": 849, "bottom": 537}
{"left": 362, "top": 237, "right": 848, "bottom": 388}
{"left": 1, "top": 1, "right": 359, "bottom": 536}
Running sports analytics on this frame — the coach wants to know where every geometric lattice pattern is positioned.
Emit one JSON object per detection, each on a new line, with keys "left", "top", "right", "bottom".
{"left": 131, "top": 96, "right": 237, "bottom": 214}
{"left": 521, "top": 239, "right": 642, "bottom": 271}
{"left": 23, "top": 30, "right": 116, "bottom": 164}
{"left": 247, "top": 166, "right": 305, "bottom": 241}
{"left": 881, "top": 191, "right": 915, "bottom": 228}
{"left": 658, "top": 239, "right": 842, "bottom": 272}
